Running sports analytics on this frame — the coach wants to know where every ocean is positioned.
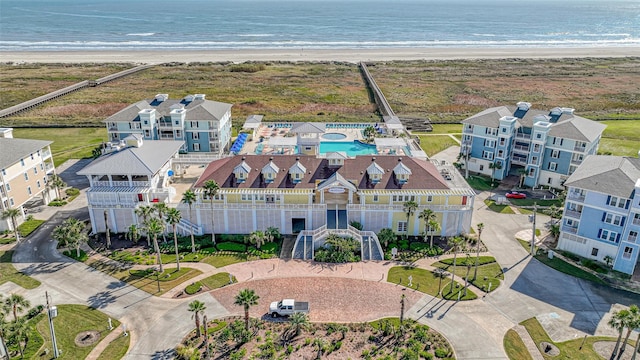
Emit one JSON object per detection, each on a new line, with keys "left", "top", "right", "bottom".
{"left": 1, "top": 0, "right": 639, "bottom": 51}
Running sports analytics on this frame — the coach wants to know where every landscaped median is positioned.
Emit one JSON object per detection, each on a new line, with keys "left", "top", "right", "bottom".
{"left": 388, "top": 265, "right": 478, "bottom": 301}
{"left": 184, "top": 272, "right": 237, "bottom": 296}
{"left": 0, "top": 250, "right": 41, "bottom": 289}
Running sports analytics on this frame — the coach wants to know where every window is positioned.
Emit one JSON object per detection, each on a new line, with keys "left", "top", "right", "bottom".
{"left": 30, "top": 153, "right": 34, "bottom": 160}
{"left": 426, "top": 195, "right": 433, "bottom": 202}
{"left": 623, "top": 247, "right": 633, "bottom": 260}
{"left": 24, "top": 173, "right": 29, "bottom": 181}
{"left": 629, "top": 231, "right": 638, "bottom": 243}
{"left": 528, "top": 168, "right": 535, "bottom": 177}
{"left": 190, "top": 121, "right": 198, "bottom": 128}
{"left": 193, "top": 143, "right": 200, "bottom": 151}
{"left": 536, "top": 133, "right": 542, "bottom": 139}
{"left": 397, "top": 221, "right": 407, "bottom": 233}
{"left": 27, "top": 186, "right": 32, "bottom": 195}
{"left": 599, "top": 229, "right": 618, "bottom": 243}
{"left": 373, "top": 195, "right": 379, "bottom": 202}
{"left": 37, "top": 180, "right": 41, "bottom": 188}
{"left": 5, "top": 183, "right": 10, "bottom": 191}
{"left": 634, "top": 213, "right": 640, "bottom": 225}
{"left": 20, "top": 159, "right": 25, "bottom": 166}
{"left": 591, "top": 248, "right": 599, "bottom": 256}
{"left": 499, "top": 137, "right": 506, "bottom": 146}
{"left": 1, "top": 169, "right": 5, "bottom": 176}
{"left": 533, "top": 144, "right": 541, "bottom": 152}
{"left": 484, "top": 128, "right": 497, "bottom": 136}
{"left": 482, "top": 151, "right": 494, "bottom": 160}
{"left": 497, "top": 150, "right": 504, "bottom": 158}
{"left": 551, "top": 150, "right": 560, "bottom": 159}
{"left": 607, "top": 196, "right": 628, "bottom": 209}
{"left": 144, "top": 130, "right": 150, "bottom": 137}
{"left": 549, "top": 162, "right": 557, "bottom": 171}
{"left": 531, "top": 156, "right": 538, "bottom": 165}
{"left": 484, "top": 139, "right": 496, "bottom": 148}
{"left": 9, "top": 198, "right": 14, "bottom": 206}
{"left": 40, "top": 163, "right": 44, "bottom": 170}
{"left": 33, "top": 167, "right": 38, "bottom": 175}
{"left": 175, "top": 130, "right": 182, "bottom": 138}
{"left": 192, "top": 132, "right": 200, "bottom": 140}
{"left": 604, "top": 213, "right": 623, "bottom": 226}
{"left": 392, "top": 195, "right": 415, "bottom": 202}
{"left": 479, "top": 165, "right": 484, "bottom": 171}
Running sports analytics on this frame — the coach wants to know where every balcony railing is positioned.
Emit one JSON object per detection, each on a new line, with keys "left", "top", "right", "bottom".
{"left": 628, "top": 235, "right": 638, "bottom": 244}
{"left": 92, "top": 180, "right": 150, "bottom": 187}
{"left": 571, "top": 158, "right": 583, "bottom": 165}
{"left": 567, "top": 193, "right": 585, "bottom": 202}
{"left": 513, "top": 144, "right": 530, "bottom": 152}
{"left": 515, "top": 133, "right": 531, "bottom": 140}
{"left": 41, "top": 150, "right": 52, "bottom": 159}
{"left": 565, "top": 209, "right": 582, "bottom": 219}
{"left": 574, "top": 145, "right": 586, "bottom": 152}
{"left": 633, "top": 218, "right": 640, "bottom": 226}
{"left": 561, "top": 225, "right": 578, "bottom": 234}
{"left": 511, "top": 157, "right": 528, "bottom": 166}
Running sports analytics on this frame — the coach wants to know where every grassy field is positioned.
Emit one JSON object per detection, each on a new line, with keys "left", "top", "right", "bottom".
{"left": 387, "top": 266, "right": 477, "bottom": 300}
{"left": 598, "top": 119, "right": 640, "bottom": 156}
{"left": 503, "top": 329, "right": 534, "bottom": 360}
{"left": 433, "top": 256, "right": 504, "bottom": 292}
{"left": 416, "top": 134, "right": 460, "bottom": 156}
{"left": 0, "top": 251, "right": 41, "bottom": 289}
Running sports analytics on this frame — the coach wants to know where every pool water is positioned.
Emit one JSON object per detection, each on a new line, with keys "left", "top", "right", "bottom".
{"left": 322, "top": 133, "right": 347, "bottom": 140}
{"left": 319, "top": 141, "right": 377, "bottom": 156}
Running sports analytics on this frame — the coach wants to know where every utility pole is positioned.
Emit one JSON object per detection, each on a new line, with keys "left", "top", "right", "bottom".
{"left": 464, "top": 147, "right": 470, "bottom": 179}
{"left": 530, "top": 202, "right": 537, "bottom": 256}
{"left": 45, "top": 291, "right": 60, "bottom": 358}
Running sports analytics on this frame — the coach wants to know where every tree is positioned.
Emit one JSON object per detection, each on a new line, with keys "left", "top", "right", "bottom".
{"left": 609, "top": 308, "right": 631, "bottom": 360}
{"left": 447, "top": 236, "right": 464, "bottom": 294}
{"left": 549, "top": 224, "right": 560, "bottom": 241}
{"left": 135, "top": 205, "right": 155, "bottom": 246}
{"left": 473, "top": 223, "right": 484, "bottom": 281}
{"left": 166, "top": 208, "right": 182, "bottom": 271}
{"left": 265, "top": 226, "right": 280, "bottom": 243}
{"left": 428, "top": 220, "right": 440, "bottom": 248}
{"left": 463, "top": 255, "right": 473, "bottom": 296}
{"left": 188, "top": 300, "right": 207, "bottom": 338}
{"left": 402, "top": 200, "right": 418, "bottom": 240}
{"left": 203, "top": 180, "right": 220, "bottom": 245}
{"left": 616, "top": 305, "right": 639, "bottom": 360}
{"left": 49, "top": 174, "right": 66, "bottom": 199}
{"left": 248, "top": 230, "right": 266, "bottom": 249}
{"left": 181, "top": 190, "right": 197, "bottom": 253}
{"left": 418, "top": 209, "right": 437, "bottom": 246}
{"left": 125, "top": 224, "right": 141, "bottom": 244}
{"left": 363, "top": 126, "right": 376, "bottom": 141}
{"left": 103, "top": 209, "right": 111, "bottom": 249}
{"left": 604, "top": 255, "right": 614, "bottom": 268}
{"left": 153, "top": 202, "right": 169, "bottom": 243}
{"left": 234, "top": 289, "right": 259, "bottom": 330}
{"left": 433, "top": 268, "right": 448, "bottom": 297}
{"left": 145, "top": 217, "right": 165, "bottom": 274}
{"left": 3, "top": 294, "right": 30, "bottom": 322}
{"left": 287, "top": 312, "right": 311, "bottom": 339}
{"left": 517, "top": 168, "right": 527, "bottom": 188}
{"left": 7, "top": 317, "right": 28, "bottom": 358}
{"left": 630, "top": 309, "right": 640, "bottom": 360}
{"left": 52, "top": 218, "right": 88, "bottom": 258}
{"left": 0, "top": 297, "right": 9, "bottom": 360}
{"left": 489, "top": 161, "right": 502, "bottom": 186}
{"left": 1, "top": 208, "right": 21, "bottom": 242}
{"left": 377, "top": 228, "right": 396, "bottom": 249}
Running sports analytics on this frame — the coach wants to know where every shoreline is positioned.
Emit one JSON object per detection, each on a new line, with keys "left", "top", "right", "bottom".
{"left": 2, "top": 47, "right": 640, "bottom": 64}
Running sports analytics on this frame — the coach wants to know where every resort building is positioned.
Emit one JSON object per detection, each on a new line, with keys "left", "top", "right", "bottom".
{"left": 188, "top": 153, "right": 475, "bottom": 260}
{"left": 0, "top": 128, "right": 56, "bottom": 231}
{"left": 104, "top": 94, "right": 232, "bottom": 155}
{"left": 460, "top": 102, "right": 606, "bottom": 189}
{"left": 77, "top": 136, "right": 185, "bottom": 235}
{"left": 557, "top": 155, "right": 640, "bottom": 275}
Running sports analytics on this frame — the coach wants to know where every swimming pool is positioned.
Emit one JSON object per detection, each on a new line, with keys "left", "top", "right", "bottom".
{"left": 319, "top": 141, "right": 377, "bottom": 156}
{"left": 322, "top": 133, "right": 347, "bottom": 140}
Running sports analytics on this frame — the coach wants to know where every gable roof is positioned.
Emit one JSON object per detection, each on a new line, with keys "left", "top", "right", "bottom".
{"left": 262, "top": 161, "right": 279, "bottom": 174}
{"left": 77, "top": 141, "right": 183, "bottom": 176}
{"left": 564, "top": 155, "right": 640, "bottom": 198}
{"left": 366, "top": 161, "right": 385, "bottom": 175}
{"left": 104, "top": 97, "right": 232, "bottom": 123}
{"left": 290, "top": 122, "right": 326, "bottom": 133}
{"left": 0, "top": 138, "right": 52, "bottom": 169}
{"left": 394, "top": 161, "right": 412, "bottom": 175}
{"left": 289, "top": 161, "right": 307, "bottom": 174}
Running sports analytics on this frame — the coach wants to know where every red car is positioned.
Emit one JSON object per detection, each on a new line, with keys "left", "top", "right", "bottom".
{"left": 506, "top": 191, "right": 527, "bottom": 199}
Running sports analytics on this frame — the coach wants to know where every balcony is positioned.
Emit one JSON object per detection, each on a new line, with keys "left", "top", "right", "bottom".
{"left": 634, "top": 218, "right": 640, "bottom": 226}
{"left": 515, "top": 133, "right": 531, "bottom": 140}
{"left": 628, "top": 235, "right": 638, "bottom": 244}
{"left": 158, "top": 121, "right": 174, "bottom": 129}
{"left": 92, "top": 180, "right": 150, "bottom": 187}
{"left": 574, "top": 144, "right": 586, "bottom": 152}
{"left": 561, "top": 225, "right": 578, "bottom": 234}
{"left": 565, "top": 209, "right": 582, "bottom": 219}
{"left": 570, "top": 158, "right": 583, "bottom": 165}
{"left": 511, "top": 155, "right": 528, "bottom": 166}
{"left": 44, "top": 162, "right": 55, "bottom": 173}
{"left": 41, "top": 149, "right": 52, "bottom": 159}
{"left": 567, "top": 193, "right": 585, "bottom": 202}
{"left": 513, "top": 144, "right": 530, "bottom": 154}
{"left": 160, "top": 133, "right": 175, "bottom": 139}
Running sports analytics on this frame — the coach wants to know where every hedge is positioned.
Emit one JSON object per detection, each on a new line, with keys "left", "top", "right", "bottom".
{"left": 216, "top": 242, "right": 247, "bottom": 252}
{"left": 439, "top": 256, "right": 496, "bottom": 266}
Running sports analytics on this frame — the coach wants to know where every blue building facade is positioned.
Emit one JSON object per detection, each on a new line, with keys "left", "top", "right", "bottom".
{"left": 460, "top": 102, "right": 606, "bottom": 189}
{"left": 558, "top": 155, "right": 640, "bottom": 275}
{"left": 105, "top": 94, "right": 232, "bottom": 155}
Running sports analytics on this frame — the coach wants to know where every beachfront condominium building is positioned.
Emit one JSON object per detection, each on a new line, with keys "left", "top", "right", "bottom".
{"left": 77, "top": 136, "right": 185, "bottom": 235}
{"left": 104, "top": 94, "right": 232, "bottom": 155}
{"left": 0, "top": 128, "right": 56, "bottom": 232}
{"left": 460, "top": 102, "right": 606, "bottom": 189}
{"left": 557, "top": 155, "right": 640, "bottom": 275}
{"left": 187, "top": 153, "right": 475, "bottom": 260}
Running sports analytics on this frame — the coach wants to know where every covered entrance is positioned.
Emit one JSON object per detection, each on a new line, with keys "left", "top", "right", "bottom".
{"left": 315, "top": 172, "right": 357, "bottom": 229}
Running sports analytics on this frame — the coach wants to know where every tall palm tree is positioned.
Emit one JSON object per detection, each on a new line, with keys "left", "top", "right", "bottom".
{"left": 447, "top": 236, "right": 464, "bottom": 294}
{"left": 153, "top": 202, "right": 169, "bottom": 243}
{"left": 1, "top": 208, "right": 21, "bottom": 242}
{"left": 630, "top": 310, "right": 640, "bottom": 360}
{"left": 103, "top": 209, "right": 111, "bottom": 249}
{"left": 610, "top": 308, "right": 631, "bottom": 360}
{"left": 166, "top": 208, "right": 182, "bottom": 271}
{"left": 616, "top": 305, "right": 639, "bottom": 360}
{"left": 463, "top": 255, "right": 473, "bottom": 296}
{"left": 50, "top": 174, "right": 66, "bottom": 199}
{"left": 8, "top": 317, "right": 28, "bottom": 358}
{"left": 234, "top": 289, "right": 260, "bottom": 330}
{"left": 202, "top": 180, "right": 220, "bottom": 245}
{"left": 188, "top": 300, "right": 206, "bottom": 338}
{"left": 125, "top": 224, "right": 141, "bottom": 244}
{"left": 135, "top": 205, "right": 154, "bottom": 246}
{"left": 473, "top": 223, "right": 485, "bottom": 281}
{"left": 402, "top": 200, "right": 418, "bottom": 240}
{"left": 4, "top": 294, "right": 30, "bottom": 322}
{"left": 181, "top": 189, "right": 197, "bottom": 253}
{"left": 489, "top": 161, "right": 502, "bottom": 186}
{"left": 52, "top": 218, "right": 88, "bottom": 258}
{"left": 0, "top": 298, "right": 9, "bottom": 360}
{"left": 418, "top": 209, "right": 436, "bottom": 245}
{"left": 145, "top": 217, "right": 165, "bottom": 274}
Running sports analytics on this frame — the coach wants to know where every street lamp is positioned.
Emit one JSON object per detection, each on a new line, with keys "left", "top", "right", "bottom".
{"left": 45, "top": 291, "right": 60, "bottom": 358}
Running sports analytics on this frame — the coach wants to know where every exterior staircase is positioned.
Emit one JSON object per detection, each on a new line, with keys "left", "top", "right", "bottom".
{"left": 291, "top": 225, "right": 384, "bottom": 261}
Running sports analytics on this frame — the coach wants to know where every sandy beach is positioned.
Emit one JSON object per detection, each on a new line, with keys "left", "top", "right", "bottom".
{"left": 2, "top": 47, "right": 640, "bottom": 64}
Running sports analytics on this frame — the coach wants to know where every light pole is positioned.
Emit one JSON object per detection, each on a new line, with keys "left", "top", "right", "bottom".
{"left": 45, "top": 291, "right": 60, "bottom": 358}
{"left": 529, "top": 202, "right": 537, "bottom": 256}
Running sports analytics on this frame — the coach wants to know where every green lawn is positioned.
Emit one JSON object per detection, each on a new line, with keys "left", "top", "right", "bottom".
{"left": 532, "top": 252, "right": 606, "bottom": 285}
{"left": 201, "top": 253, "right": 248, "bottom": 268}
{"left": 508, "top": 198, "right": 563, "bottom": 207}
{"left": 597, "top": 120, "right": 640, "bottom": 156}
{"left": 413, "top": 123, "right": 463, "bottom": 134}
{"left": 0, "top": 251, "right": 41, "bottom": 289}
{"left": 387, "top": 266, "right": 477, "bottom": 300}
{"left": 504, "top": 329, "right": 534, "bottom": 360}
{"left": 466, "top": 175, "right": 498, "bottom": 191}
{"left": 35, "top": 304, "right": 120, "bottom": 360}
{"left": 416, "top": 135, "right": 459, "bottom": 157}
{"left": 17, "top": 218, "right": 45, "bottom": 237}
{"left": 201, "top": 272, "right": 237, "bottom": 290}
{"left": 433, "top": 256, "right": 504, "bottom": 292}
{"left": 0, "top": 235, "right": 16, "bottom": 244}
{"left": 484, "top": 199, "right": 516, "bottom": 214}
{"left": 96, "top": 332, "right": 130, "bottom": 360}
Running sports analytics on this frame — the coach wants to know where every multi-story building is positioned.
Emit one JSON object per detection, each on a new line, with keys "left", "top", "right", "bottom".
{"left": 557, "top": 155, "right": 640, "bottom": 275}
{"left": 0, "top": 128, "right": 56, "bottom": 231}
{"left": 105, "top": 94, "right": 232, "bottom": 155}
{"left": 77, "top": 135, "right": 185, "bottom": 235}
{"left": 188, "top": 153, "right": 475, "bottom": 260}
{"left": 460, "top": 102, "right": 606, "bottom": 189}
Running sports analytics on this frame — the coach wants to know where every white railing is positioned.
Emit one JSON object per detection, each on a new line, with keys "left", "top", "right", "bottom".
{"left": 628, "top": 235, "right": 638, "bottom": 243}
{"left": 567, "top": 193, "right": 585, "bottom": 202}
{"left": 565, "top": 209, "right": 582, "bottom": 219}
{"left": 561, "top": 225, "right": 578, "bottom": 234}
{"left": 513, "top": 144, "right": 529, "bottom": 152}
{"left": 571, "top": 159, "right": 582, "bottom": 165}
{"left": 92, "top": 180, "right": 149, "bottom": 187}
{"left": 516, "top": 133, "right": 531, "bottom": 140}
{"left": 633, "top": 218, "right": 640, "bottom": 226}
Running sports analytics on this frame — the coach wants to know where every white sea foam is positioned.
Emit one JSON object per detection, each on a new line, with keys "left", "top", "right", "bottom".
{"left": 126, "top": 33, "right": 155, "bottom": 37}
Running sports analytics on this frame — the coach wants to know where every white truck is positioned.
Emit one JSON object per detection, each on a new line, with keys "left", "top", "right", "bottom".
{"left": 268, "top": 299, "right": 310, "bottom": 317}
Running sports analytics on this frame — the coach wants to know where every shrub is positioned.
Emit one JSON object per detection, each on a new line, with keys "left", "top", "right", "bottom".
{"left": 26, "top": 305, "right": 44, "bottom": 320}
{"left": 260, "top": 242, "right": 279, "bottom": 253}
{"left": 229, "top": 64, "right": 266, "bottom": 73}
{"left": 409, "top": 242, "right": 431, "bottom": 251}
{"left": 217, "top": 234, "right": 246, "bottom": 243}
{"left": 398, "top": 240, "right": 410, "bottom": 250}
{"left": 349, "top": 221, "right": 363, "bottom": 230}
{"left": 216, "top": 242, "right": 247, "bottom": 252}
{"left": 434, "top": 348, "right": 450, "bottom": 358}
{"left": 65, "top": 187, "right": 80, "bottom": 196}
{"left": 388, "top": 242, "right": 398, "bottom": 250}
{"left": 48, "top": 200, "right": 67, "bottom": 207}
{"left": 185, "top": 282, "right": 202, "bottom": 295}
{"left": 63, "top": 249, "right": 88, "bottom": 262}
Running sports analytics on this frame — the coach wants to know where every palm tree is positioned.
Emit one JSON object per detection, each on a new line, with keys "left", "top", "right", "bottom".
{"left": 616, "top": 305, "right": 639, "bottom": 360}
{"left": 402, "top": 200, "right": 418, "bottom": 240}
{"left": 125, "top": 224, "right": 141, "bottom": 244}
{"left": 1, "top": 208, "right": 21, "bottom": 242}
{"left": 182, "top": 189, "right": 197, "bottom": 253}
{"left": 418, "top": 209, "right": 436, "bottom": 245}
{"left": 248, "top": 231, "right": 266, "bottom": 249}
{"left": 489, "top": 161, "right": 502, "bottom": 187}
{"left": 103, "top": 209, "right": 111, "bottom": 249}
{"left": 234, "top": 289, "right": 260, "bottom": 330}
{"left": 265, "top": 226, "right": 280, "bottom": 243}
{"left": 517, "top": 168, "right": 527, "bottom": 188}
{"left": 153, "top": 202, "right": 169, "bottom": 243}
{"left": 145, "top": 217, "right": 165, "bottom": 274}
{"left": 473, "top": 223, "right": 485, "bottom": 281}
{"left": 447, "top": 236, "right": 464, "bottom": 294}
{"left": 188, "top": 300, "right": 207, "bottom": 338}
{"left": 0, "top": 300, "right": 9, "bottom": 360}
{"left": 610, "top": 308, "right": 631, "bottom": 360}
{"left": 50, "top": 174, "right": 66, "bottom": 199}
{"left": 630, "top": 310, "right": 640, "bottom": 360}
{"left": 8, "top": 317, "right": 28, "bottom": 358}
{"left": 135, "top": 205, "right": 154, "bottom": 246}
{"left": 377, "top": 228, "right": 396, "bottom": 249}
{"left": 4, "top": 294, "right": 30, "bottom": 322}
{"left": 433, "top": 268, "right": 448, "bottom": 297}
{"left": 463, "top": 255, "right": 473, "bottom": 296}
{"left": 288, "top": 312, "right": 311, "bottom": 339}
{"left": 52, "top": 218, "right": 88, "bottom": 258}
{"left": 203, "top": 180, "right": 220, "bottom": 245}
{"left": 166, "top": 208, "right": 182, "bottom": 271}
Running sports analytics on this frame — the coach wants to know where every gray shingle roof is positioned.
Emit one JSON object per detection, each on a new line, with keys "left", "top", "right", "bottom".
{"left": 77, "top": 141, "right": 183, "bottom": 176}
{"left": 290, "top": 122, "right": 326, "bottom": 133}
{"left": 104, "top": 98, "right": 232, "bottom": 123}
{"left": 0, "top": 138, "right": 52, "bottom": 169}
{"left": 564, "top": 155, "right": 640, "bottom": 198}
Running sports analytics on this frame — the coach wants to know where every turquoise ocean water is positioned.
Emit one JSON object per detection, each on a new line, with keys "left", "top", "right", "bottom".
{"left": 1, "top": 0, "right": 639, "bottom": 51}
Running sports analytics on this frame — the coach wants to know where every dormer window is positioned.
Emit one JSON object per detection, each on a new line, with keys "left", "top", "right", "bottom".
{"left": 233, "top": 160, "right": 251, "bottom": 183}
{"left": 393, "top": 159, "right": 412, "bottom": 185}
{"left": 289, "top": 159, "right": 306, "bottom": 184}
{"left": 261, "top": 160, "right": 279, "bottom": 184}
{"left": 366, "top": 159, "right": 384, "bottom": 184}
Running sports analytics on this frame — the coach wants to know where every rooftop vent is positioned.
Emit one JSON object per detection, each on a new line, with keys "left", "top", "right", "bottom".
{"left": 183, "top": 94, "right": 194, "bottom": 103}
{"left": 154, "top": 94, "right": 169, "bottom": 102}
{"left": 194, "top": 94, "right": 206, "bottom": 100}
{"left": 516, "top": 101, "right": 531, "bottom": 111}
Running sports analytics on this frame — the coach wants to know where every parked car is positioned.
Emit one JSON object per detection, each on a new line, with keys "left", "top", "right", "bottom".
{"left": 506, "top": 191, "right": 527, "bottom": 199}
{"left": 269, "top": 299, "right": 309, "bottom": 317}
